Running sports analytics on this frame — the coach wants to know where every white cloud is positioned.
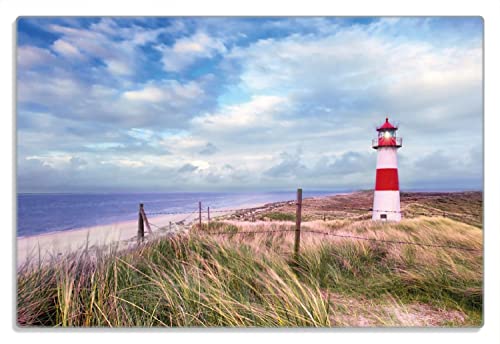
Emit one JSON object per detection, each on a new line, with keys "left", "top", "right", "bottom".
{"left": 127, "top": 128, "right": 155, "bottom": 141}
{"left": 106, "top": 59, "right": 133, "bottom": 76}
{"left": 230, "top": 23, "right": 480, "bottom": 92}
{"left": 18, "top": 67, "right": 212, "bottom": 128}
{"left": 17, "top": 45, "right": 55, "bottom": 67}
{"left": 188, "top": 160, "right": 210, "bottom": 170}
{"left": 122, "top": 80, "right": 205, "bottom": 107}
{"left": 191, "top": 95, "right": 288, "bottom": 132}
{"left": 111, "top": 159, "right": 145, "bottom": 168}
{"left": 84, "top": 143, "right": 124, "bottom": 150}
{"left": 101, "top": 157, "right": 146, "bottom": 168}
{"left": 18, "top": 74, "right": 83, "bottom": 103}
{"left": 227, "top": 21, "right": 482, "bottom": 136}
{"left": 123, "top": 87, "right": 163, "bottom": 102}
{"left": 156, "top": 31, "right": 227, "bottom": 72}
{"left": 26, "top": 154, "right": 74, "bottom": 168}
{"left": 47, "top": 19, "right": 173, "bottom": 76}
{"left": 160, "top": 133, "right": 207, "bottom": 152}
{"left": 89, "top": 18, "right": 172, "bottom": 45}
{"left": 51, "top": 39, "right": 83, "bottom": 59}
{"left": 123, "top": 86, "right": 164, "bottom": 102}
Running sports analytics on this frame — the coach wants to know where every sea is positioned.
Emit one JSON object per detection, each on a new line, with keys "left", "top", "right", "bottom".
{"left": 17, "top": 190, "right": 342, "bottom": 237}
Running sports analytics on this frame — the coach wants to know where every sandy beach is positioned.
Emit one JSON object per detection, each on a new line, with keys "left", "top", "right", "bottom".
{"left": 16, "top": 201, "right": 267, "bottom": 267}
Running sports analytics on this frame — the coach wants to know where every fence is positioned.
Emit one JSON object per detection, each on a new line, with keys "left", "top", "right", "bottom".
{"left": 136, "top": 188, "right": 481, "bottom": 254}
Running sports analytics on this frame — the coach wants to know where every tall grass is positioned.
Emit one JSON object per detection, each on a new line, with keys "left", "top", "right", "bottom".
{"left": 18, "top": 233, "right": 330, "bottom": 327}
{"left": 17, "top": 216, "right": 482, "bottom": 327}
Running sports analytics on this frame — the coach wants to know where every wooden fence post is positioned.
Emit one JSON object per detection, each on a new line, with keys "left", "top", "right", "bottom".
{"left": 199, "top": 201, "right": 202, "bottom": 230}
{"left": 208, "top": 206, "right": 211, "bottom": 227}
{"left": 294, "top": 188, "right": 302, "bottom": 258}
{"left": 140, "top": 206, "right": 153, "bottom": 235}
{"left": 138, "top": 203, "right": 144, "bottom": 242}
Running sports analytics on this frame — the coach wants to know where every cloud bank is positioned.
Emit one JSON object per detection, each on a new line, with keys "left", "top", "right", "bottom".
{"left": 16, "top": 17, "right": 483, "bottom": 192}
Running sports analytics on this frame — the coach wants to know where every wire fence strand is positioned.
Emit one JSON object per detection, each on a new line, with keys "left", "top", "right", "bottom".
{"left": 195, "top": 227, "right": 480, "bottom": 252}
{"left": 202, "top": 229, "right": 296, "bottom": 236}
{"left": 140, "top": 198, "right": 480, "bottom": 253}
{"left": 145, "top": 208, "right": 199, "bottom": 231}
{"left": 300, "top": 229, "right": 481, "bottom": 252}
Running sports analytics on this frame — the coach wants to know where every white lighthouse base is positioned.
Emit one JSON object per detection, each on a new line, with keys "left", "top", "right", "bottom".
{"left": 372, "top": 190, "right": 401, "bottom": 221}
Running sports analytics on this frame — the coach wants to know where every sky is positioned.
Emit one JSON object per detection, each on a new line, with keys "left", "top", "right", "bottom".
{"left": 16, "top": 17, "right": 483, "bottom": 193}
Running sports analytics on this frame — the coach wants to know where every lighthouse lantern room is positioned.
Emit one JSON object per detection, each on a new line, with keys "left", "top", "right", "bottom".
{"left": 372, "top": 117, "right": 403, "bottom": 221}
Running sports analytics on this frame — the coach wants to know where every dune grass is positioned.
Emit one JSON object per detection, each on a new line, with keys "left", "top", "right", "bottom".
{"left": 17, "top": 214, "right": 482, "bottom": 327}
{"left": 262, "top": 212, "right": 296, "bottom": 222}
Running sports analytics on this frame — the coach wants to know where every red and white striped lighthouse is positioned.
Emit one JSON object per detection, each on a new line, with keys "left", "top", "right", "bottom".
{"left": 372, "top": 117, "right": 403, "bottom": 221}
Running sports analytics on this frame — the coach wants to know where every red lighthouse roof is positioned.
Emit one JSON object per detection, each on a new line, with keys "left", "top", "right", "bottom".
{"left": 377, "top": 117, "right": 398, "bottom": 131}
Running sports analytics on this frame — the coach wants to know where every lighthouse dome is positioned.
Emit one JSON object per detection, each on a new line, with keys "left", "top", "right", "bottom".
{"left": 377, "top": 117, "right": 398, "bottom": 131}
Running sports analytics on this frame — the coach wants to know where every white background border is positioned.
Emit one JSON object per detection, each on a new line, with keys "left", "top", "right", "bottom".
{"left": 1, "top": 0, "right": 498, "bottom": 343}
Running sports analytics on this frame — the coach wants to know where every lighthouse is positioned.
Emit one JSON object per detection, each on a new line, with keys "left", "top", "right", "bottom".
{"left": 372, "top": 117, "right": 403, "bottom": 221}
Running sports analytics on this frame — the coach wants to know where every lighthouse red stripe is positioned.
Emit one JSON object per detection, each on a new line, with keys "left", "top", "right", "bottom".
{"left": 375, "top": 168, "right": 399, "bottom": 191}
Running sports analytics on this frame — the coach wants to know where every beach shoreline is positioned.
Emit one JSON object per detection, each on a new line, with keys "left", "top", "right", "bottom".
{"left": 16, "top": 200, "right": 274, "bottom": 267}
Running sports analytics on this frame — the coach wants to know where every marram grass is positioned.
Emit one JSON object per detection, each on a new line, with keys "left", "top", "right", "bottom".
{"left": 17, "top": 216, "right": 482, "bottom": 327}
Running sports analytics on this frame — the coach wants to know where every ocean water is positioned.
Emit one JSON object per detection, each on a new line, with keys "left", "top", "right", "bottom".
{"left": 17, "top": 191, "right": 340, "bottom": 237}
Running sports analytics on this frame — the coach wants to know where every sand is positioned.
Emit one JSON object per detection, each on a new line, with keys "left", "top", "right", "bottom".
{"left": 16, "top": 202, "right": 264, "bottom": 268}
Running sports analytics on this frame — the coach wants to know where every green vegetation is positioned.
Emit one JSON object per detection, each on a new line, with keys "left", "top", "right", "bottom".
{"left": 262, "top": 212, "right": 296, "bottom": 222}
{"left": 17, "top": 216, "right": 482, "bottom": 327}
{"left": 196, "top": 221, "right": 239, "bottom": 233}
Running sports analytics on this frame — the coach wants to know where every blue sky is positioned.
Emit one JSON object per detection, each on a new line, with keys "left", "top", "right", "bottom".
{"left": 16, "top": 17, "right": 483, "bottom": 193}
